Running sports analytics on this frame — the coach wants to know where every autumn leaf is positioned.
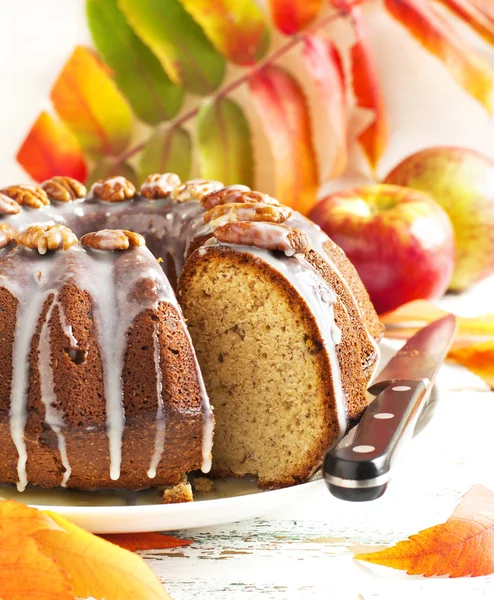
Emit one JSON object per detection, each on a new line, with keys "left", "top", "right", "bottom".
{"left": 302, "top": 35, "right": 347, "bottom": 178}
{"left": 86, "top": 0, "right": 183, "bottom": 125}
{"left": 436, "top": 0, "right": 494, "bottom": 46}
{"left": 16, "top": 111, "right": 87, "bottom": 183}
{"left": 355, "top": 485, "right": 494, "bottom": 577}
{"left": 0, "top": 500, "right": 57, "bottom": 538}
{"left": 51, "top": 46, "right": 133, "bottom": 158}
{"left": 118, "top": 0, "right": 225, "bottom": 95}
{"left": 181, "top": 0, "right": 270, "bottom": 65}
{"left": 268, "top": 0, "right": 322, "bottom": 35}
{"left": 197, "top": 98, "right": 254, "bottom": 187}
{"left": 448, "top": 341, "right": 494, "bottom": 388}
{"left": 249, "top": 65, "right": 319, "bottom": 214}
{"left": 139, "top": 124, "right": 192, "bottom": 184}
{"left": 35, "top": 511, "right": 171, "bottom": 600}
{"left": 100, "top": 532, "right": 192, "bottom": 551}
{"left": 384, "top": 0, "right": 493, "bottom": 112}
{"left": 87, "top": 158, "right": 138, "bottom": 187}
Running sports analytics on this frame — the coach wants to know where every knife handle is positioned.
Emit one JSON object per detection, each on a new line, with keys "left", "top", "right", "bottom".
{"left": 323, "top": 379, "right": 428, "bottom": 502}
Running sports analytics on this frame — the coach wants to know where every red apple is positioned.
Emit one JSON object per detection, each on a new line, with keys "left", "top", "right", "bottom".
{"left": 384, "top": 147, "right": 494, "bottom": 291}
{"left": 308, "top": 184, "right": 455, "bottom": 314}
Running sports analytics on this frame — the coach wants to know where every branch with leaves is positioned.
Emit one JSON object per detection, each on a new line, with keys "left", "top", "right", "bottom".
{"left": 16, "top": 0, "right": 494, "bottom": 215}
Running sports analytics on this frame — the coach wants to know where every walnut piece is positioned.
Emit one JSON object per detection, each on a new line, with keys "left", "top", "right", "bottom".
{"left": 204, "top": 202, "right": 292, "bottom": 226}
{"left": 213, "top": 221, "right": 310, "bottom": 256}
{"left": 0, "top": 223, "right": 18, "bottom": 249}
{"left": 202, "top": 187, "right": 279, "bottom": 210}
{"left": 41, "top": 176, "right": 86, "bottom": 203}
{"left": 141, "top": 173, "right": 181, "bottom": 199}
{"left": 90, "top": 176, "right": 136, "bottom": 202}
{"left": 1, "top": 184, "right": 50, "bottom": 209}
{"left": 17, "top": 224, "right": 78, "bottom": 254}
{"left": 80, "top": 229, "right": 145, "bottom": 251}
{"left": 0, "top": 192, "right": 21, "bottom": 215}
{"left": 171, "top": 179, "right": 223, "bottom": 203}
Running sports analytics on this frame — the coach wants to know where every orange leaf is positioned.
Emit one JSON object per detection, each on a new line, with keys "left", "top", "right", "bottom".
{"left": 0, "top": 500, "right": 57, "bottom": 537}
{"left": 35, "top": 511, "right": 171, "bottom": 600}
{"left": 249, "top": 65, "right": 319, "bottom": 214}
{"left": 302, "top": 35, "right": 347, "bottom": 178}
{"left": 346, "top": 3, "right": 388, "bottom": 170}
{"left": 355, "top": 485, "right": 494, "bottom": 577}
{"left": 0, "top": 536, "right": 74, "bottom": 600}
{"left": 50, "top": 46, "right": 133, "bottom": 158}
{"left": 448, "top": 341, "right": 494, "bottom": 388}
{"left": 384, "top": 0, "right": 493, "bottom": 112}
{"left": 437, "top": 0, "right": 494, "bottom": 46}
{"left": 100, "top": 532, "right": 192, "bottom": 551}
{"left": 16, "top": 112, "right": 87, "bottom": 183}
{"left": 268, "top": 0, "right": 322, "bottom": 35}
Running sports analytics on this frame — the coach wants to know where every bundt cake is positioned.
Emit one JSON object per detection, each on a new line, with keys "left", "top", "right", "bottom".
{"left": 0, "top": 174, "right": 384, "bottom": 493}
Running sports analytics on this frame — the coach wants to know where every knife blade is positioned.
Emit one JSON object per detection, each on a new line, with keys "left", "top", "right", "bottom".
{"left": 323, "top": 314, "right": 457, "bottom": 502}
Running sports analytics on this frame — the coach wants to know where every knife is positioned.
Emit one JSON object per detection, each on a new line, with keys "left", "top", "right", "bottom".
{"left": 323, "top": 314, "right": 457, "bottom": 502}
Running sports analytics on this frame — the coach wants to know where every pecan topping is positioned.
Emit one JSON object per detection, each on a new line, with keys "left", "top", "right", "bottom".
{"left": 213, "top": 222, "right": 310, "bottom": 256}
{"left": 204, "top": 202, "right": 292, "bottom": 226}
{"left": 171, "top": 179, "right": 223, "bottom": 203}
{"left": 0, "top": 223, "right": 17, "bottom": 249}
{"left": 0, "top": 192, "right": 21, "bottom": 215}
{"left": 41, "top": 176, "right": 86, "bottom": 203}
{"left": 80, "top": 229, "right": 145, "bottom": 251}
{"left": 1, "top": 184, "right": 50, "bottom": 209}
{"left": 202, "top": 187, "right": 279, "bottom": 210}
{"left": 90, "top": 176, "right": 136, "bottom": 202}
{"left": 17, "top": 224, "right": 78, "bottom": 254}
{"left": 141, "top": 173, "right": 181, "bottom": 199}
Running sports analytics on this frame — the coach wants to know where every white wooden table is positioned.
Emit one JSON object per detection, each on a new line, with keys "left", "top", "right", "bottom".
{"left": 141, "top": 280, "right": 494, "bottom": 599}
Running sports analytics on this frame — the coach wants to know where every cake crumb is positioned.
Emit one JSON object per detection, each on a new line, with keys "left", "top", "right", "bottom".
{"left": 192, "top": 477, "right": 215, "bottom": 493}
{"left": 161, "top": 475, "right": 193, "bottom": 504}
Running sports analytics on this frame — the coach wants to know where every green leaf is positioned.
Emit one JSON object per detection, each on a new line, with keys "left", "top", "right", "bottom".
{"left": 117, "top": 0, "right": 225, "bottom": 95}
{"left": 197, "top": 98, "right": 253, "bottom": 187}
{"left": 181, "top": 0, "right": 270, "bottom": 65}
{"left": 139, "top": 125, "right": 192, "bottom": 183}
{"left": 86, "top": 0, "right": 183, "bottom": 125}
{"left": 87, "top": 158, "right": 138, "bottom": 187}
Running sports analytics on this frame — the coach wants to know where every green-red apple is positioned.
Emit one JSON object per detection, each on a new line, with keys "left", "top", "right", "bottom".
{"left": 384, "top": 147, "right": 494, "bottom": 291}
{"left": 308, "top": 184, "right": 455, "bottom": 314}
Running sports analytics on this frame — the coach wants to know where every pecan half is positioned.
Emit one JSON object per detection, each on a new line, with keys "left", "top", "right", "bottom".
{"left": 80, "top": 229, "right": 145, "bottom": 251}
{"left": 171, "top": 179, "right": 223, "bottom": 203}
{"left": 1, "top": 184, "right": 50, "bottom": 209}
{"left": 202, "top": 187, "right": 279, "bottom": 210}
{"left": 213, "top": 222, "right": 310, "bottom": 256}
{"left": 41, "top": 176, "right": 86, "bottom": 203}
{"left": 204, "top": 202, "right": 292, "bottom": 226}
{"left": 91, "top": 176, "right": 136, "bottom": 202}
{"left": 141, "top": 173, "right": 181, "bottom": 199}
{"left": 0, "top": 223, "right": 17, "bottom": 249}
{"left": 0, "top": 192, "right": 21, "bottom": 215}
{"left": 17, "top": 224, "right": 78, "bottom": 254}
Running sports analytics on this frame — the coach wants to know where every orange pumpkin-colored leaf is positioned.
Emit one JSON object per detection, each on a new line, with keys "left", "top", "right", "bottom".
{"left": 35, "top": 511, "right": 171, "bottom": 600}
{"left": 437, "top": 0, "right": 494, "bottom": 46}
{"left": 268, "top": 0, "right": 322, "bottom": 35}
{"left": 302, "top": 35, "right": 347, "bottom": 178}
{"left": 448, "top": 341, "right": 494, "bottom": 388}
{"left": 249, "top": 65, "right": 319, "bottom": 214}
{"left": 384, "top": 0, "right": 493, "bottom": 112}
{"left": 100, "top": 532, "right": 192, "bottom": 551}
{"left": 0, "top": 536, "right": 74, "bottom": 600}
{"left": 50, "top": 46, "right": 133, "bottom": 158}
{"left": 355, "top": 485, "right": 494, "bottom": 577}
{"left": 16, "top": 112, "right": 87, "bottom": 183}
{"left": 0, "top": 500, "right": 57, "bottom": 537}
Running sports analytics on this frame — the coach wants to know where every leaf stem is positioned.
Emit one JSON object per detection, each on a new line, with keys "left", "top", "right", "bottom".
{"left": 118, "top": 0, "right": 366, "bottom": 165}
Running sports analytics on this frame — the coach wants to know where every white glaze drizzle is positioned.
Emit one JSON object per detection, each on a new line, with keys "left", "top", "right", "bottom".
{"left": 147, "top": 323, "right": 165, "bottom": 479}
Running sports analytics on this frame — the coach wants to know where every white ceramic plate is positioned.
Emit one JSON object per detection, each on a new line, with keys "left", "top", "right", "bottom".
{"left": 0, "top": 341, "right": 399, "bottom": 533}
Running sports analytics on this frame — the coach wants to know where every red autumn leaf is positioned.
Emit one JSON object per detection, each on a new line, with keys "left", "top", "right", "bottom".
{"left": 436, "top": 0, "right": 494, "bottom": 46}
{"left": 384, "top": 0, "right": 493, "bottom": 112}
{"left": 99, "top": 532, "right": 193, "bottom": 552}
{"left": 355, "top": 485, "right": 494, "bottom": 577}
{"left": 249, "top": 65, "right": 319, "bottom": 214}
{"left": 302, "top": 35, "right": 347, "bottom": 178}
{"left": 16, "top": 111, "right": 87, "bottom": 183}
{"left": 268, "top": 0, "right": 322, "bottom": 35}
